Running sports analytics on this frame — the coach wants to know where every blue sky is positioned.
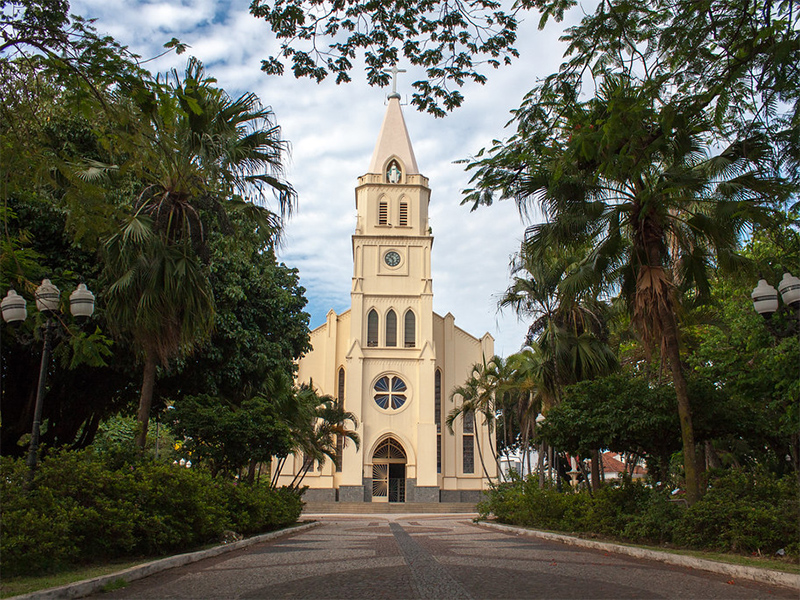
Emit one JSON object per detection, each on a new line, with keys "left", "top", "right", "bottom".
{"left": 70, "top": 0, "right": 585, "bottom": 355}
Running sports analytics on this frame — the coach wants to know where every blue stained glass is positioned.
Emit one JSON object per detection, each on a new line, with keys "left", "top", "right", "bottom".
{"left": 374, "top": 375, "right": 408, "bottom": 410}
{"left": 374, "top": 377, "right": 390, "bottom": 392}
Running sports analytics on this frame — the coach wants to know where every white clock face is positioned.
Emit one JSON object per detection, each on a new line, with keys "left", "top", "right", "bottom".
{"left": 384, "top": 251, "right": 401, "bottom": 267}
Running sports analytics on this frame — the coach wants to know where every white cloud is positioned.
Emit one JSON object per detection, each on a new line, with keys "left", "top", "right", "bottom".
{"left": 71, "top": 0, "right": 581, "bottom": 356}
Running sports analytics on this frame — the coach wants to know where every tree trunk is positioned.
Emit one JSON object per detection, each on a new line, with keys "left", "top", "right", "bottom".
{"left": 590, "top": 450, "right": 601, "bottom": 492}
{"left": 247, "top": 458, "right": 257, "bottom": 484}
{"left": 134, "top": 352, "right": 158, "bottom": 451}
{"left": 658, "top": 300, "right": 700, "bottom": 505}
{"left": 474, "top": 426, "right": 492, "bottom": 483}
{"left": 538, "top": 442, "right": 545, "bottom": 488}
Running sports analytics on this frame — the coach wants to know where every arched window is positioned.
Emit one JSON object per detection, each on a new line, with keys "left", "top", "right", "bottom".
{"left": 385, "top": 310, "right": 397, "bottom": 347}
{"left": 435, "top": 369, "right": 442, "bottom": 473}
{"left": 337, "top": 367, "right": 346, "bottom": 404}
{"left": 367, "top": 309, "right": 379, "bottom": 347}
{"left": 404, "top": 310, "right": 416, "bottom": 347}
{"left": 434, "top": 370, "right": 442, "bottom": 432}
{"left": 336, "top": 367, "right": 345, "bottom": 471}
{"left": 378, "top": 201, "right": 388, "bottom": 225}
{"left": 399, "top": 201, "right": 408, "bottom": 226}
{"left": 463, "top": 410, "right": 475, "bottom": 473}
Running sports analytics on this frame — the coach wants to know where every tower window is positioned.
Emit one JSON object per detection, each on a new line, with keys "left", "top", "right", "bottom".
{"left": 378, "top": 201, "right": 388, "bottom": 225}
{"left": 386, "top": 160, "right": 402, "bottom": 183}
{"left": 386, "top": 310, "right": 397, "bottom": 347}
{"left": 399, "top": 202, "right": 408, "bottom": 226}
{"left": 367, "top": 309, "right": 379, "bottom": 347}
{"left": 404, "top": 310, "right": 416, "bottom": 347}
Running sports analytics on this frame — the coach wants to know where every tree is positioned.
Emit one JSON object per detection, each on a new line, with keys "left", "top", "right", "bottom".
{"left": 156, "top": 215, "right": 311, "bottom": 405}
{"left": 447, "top": 356, "right": 512, "bottom": 481}
{"left": 103, "top": 58, "right": 297, "bottom": 451}
{"left": 249, "top": 0, "right": 557, "bottom": 116}
{"left": 169, "top": 392, "right": 294, "bottom": 479}
{"left": 286, "top": 391, "right": 360, "bottom": 491}
{"left": 465, "top": 66, "right": 792, "bottom": 504}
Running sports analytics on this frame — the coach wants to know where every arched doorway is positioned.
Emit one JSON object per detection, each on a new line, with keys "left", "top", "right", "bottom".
{"left": 372, "top": 437, "right": 406, "bottom": 503}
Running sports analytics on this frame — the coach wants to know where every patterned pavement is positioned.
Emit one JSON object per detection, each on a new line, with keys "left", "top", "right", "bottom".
{"left": 95, "top": 515, "right": 797, "bottom": 599}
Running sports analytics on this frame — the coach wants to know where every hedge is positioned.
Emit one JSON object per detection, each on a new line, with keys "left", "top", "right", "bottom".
{"left": 478, "top": 470, "right": 799, "bottom": 557}
{"left": 0, "top": 450, "right": 303, "bottom": 577}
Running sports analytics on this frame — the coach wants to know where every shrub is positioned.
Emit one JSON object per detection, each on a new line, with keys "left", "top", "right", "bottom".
{"left": 479, "top": 469, "right": 799, "bottom": 558}
{"left": 674, "top": 470, "right": 799, "bottom": 555}
{"left": 0, "top": 450, "right": 304, "bottom": 577}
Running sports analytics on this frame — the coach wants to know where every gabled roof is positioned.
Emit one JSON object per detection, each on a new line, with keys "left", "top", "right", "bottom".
{"left": 367, "top": 95, "right": 419, "bottom": 175}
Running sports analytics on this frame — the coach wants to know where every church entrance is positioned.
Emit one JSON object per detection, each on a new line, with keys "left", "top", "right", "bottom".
{"left": 371, "top": 437, "right": 406, "bottom": 503}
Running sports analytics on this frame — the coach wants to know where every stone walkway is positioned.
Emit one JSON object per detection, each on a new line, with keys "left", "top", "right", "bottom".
{"left": 95, "top": 515, "right": 797, "bottom": 599}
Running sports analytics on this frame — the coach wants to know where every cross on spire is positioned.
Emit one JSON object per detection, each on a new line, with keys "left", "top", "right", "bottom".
{"left": 387, "top": 65, "right": 406, "bottom": 97}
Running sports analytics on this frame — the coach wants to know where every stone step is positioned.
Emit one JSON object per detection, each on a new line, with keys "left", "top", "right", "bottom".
{"left": 302, "top": 502, "right": 478, "bottom": 514}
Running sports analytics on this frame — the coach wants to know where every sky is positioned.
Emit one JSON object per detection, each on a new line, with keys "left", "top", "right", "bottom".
{"left": 70, "top": 0, "right": 586, "bottom": 356}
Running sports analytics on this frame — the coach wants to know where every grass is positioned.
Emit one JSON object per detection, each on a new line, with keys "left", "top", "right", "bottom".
{"left": 0, "top": 523, "right": 313, "bottom": 598}
{"left": 0, "top": 560, "right": 142, "bottom": 599}
{"left": 485, "top": 522, "right": 800, "bottom": 575}
{"left": 641, "top": 546, "right": 800, "bottom": 575}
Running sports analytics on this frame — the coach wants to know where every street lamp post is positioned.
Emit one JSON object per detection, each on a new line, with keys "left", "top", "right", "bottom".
{"left": 2, "top": 280, "right": 95, "bottom": 486}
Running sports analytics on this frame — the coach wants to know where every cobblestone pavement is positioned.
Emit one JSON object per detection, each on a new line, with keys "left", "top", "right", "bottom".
{"left": 96, "top": 515, "right": 797, "bottom": 599}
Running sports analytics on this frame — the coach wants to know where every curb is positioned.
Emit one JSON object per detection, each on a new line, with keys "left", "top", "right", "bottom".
{"left": 9, "top": 521, "right": 322, "bottom": 600}
{"left": 477, "top": 521, "right": 800, "bottom": 590}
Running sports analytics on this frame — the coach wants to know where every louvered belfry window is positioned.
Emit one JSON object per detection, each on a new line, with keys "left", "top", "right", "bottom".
{"left": 378, "top": 201, "right": 388, "bottom": 225}
{"left": 399, "top": 202, "right": 408, "bottom": 226}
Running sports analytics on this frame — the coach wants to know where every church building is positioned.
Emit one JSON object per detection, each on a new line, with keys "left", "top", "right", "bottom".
{"left": 277, "top": 89, "right": 497, "bottom": 503}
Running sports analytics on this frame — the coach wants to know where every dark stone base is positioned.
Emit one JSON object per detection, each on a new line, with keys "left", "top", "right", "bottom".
{"left": 303, "top": 488, "right": 336, "bottom": 502}
{"left": 339, "top": 485, "right": 365, "bottom": 503}
{"left": 439, "top": 489, "right": 484, "bottom": 503}
{"left": 412, "top": 486, "right": 440, "bottom": 503}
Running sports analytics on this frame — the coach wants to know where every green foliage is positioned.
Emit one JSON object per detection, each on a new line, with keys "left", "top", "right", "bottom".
{"left": 674, "top": 470, "right": 800, "bottom": 555}
{"left": 480, "top": 470, "right": 798, "bottom": 556}
{"left": 542, "top": 371, "right": 749, "bottom": 482}
{"left": 169, "top": 392, "right": 294, "bottom": 477}
{"left": 0, "top": 449, "right": 304, "bottom": 577}
{"left": 250, "top": 0, "right": 561, "bottom": 116}
{"left": 159, "top": 216, "right": 311, "bottom": 403}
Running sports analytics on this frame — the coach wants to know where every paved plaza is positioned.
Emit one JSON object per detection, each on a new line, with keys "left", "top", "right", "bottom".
{"left": 96, "top": 515, "right": 796, "bottom": 599}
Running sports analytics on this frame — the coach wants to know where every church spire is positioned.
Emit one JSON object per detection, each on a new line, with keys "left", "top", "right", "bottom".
{"left": 367, "top": 95, "right": 419, "bottom": 176}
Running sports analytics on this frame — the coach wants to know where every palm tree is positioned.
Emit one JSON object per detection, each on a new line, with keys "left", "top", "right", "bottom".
{"left": 499, "top": 240, "right": 618, "bottom": 487}
{"left": 105, "top": 58, "right": 296, "bottom": 450}
{"left": 468, "top": 74, "right": 786, "bottom": 502}
{"left": 288, "top": 394, "right": 360, "bottom": 491}
{"left": 103, "top": 216, "right": 214, "bottom": 449}
{"left": 447, "top": 355, "right": 511, "bottom": 482}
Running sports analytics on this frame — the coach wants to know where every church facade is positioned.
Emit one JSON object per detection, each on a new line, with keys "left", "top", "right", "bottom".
{"left": 276, "top": 92, "right": 497, "bottom": 503}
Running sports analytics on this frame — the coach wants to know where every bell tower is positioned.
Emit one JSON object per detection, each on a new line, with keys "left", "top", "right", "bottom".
{"left": 339, "top": 91, "right": 439, "bottom": 503}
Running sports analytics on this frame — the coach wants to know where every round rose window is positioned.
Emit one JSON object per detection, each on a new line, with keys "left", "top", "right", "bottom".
{"left": 374, "top": 376, "right": 407, "bottom": 410}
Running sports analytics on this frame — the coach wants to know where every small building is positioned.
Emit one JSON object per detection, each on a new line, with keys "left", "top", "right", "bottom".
{"left": 274, "top": 92, "right": 497, "bottom": 502}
